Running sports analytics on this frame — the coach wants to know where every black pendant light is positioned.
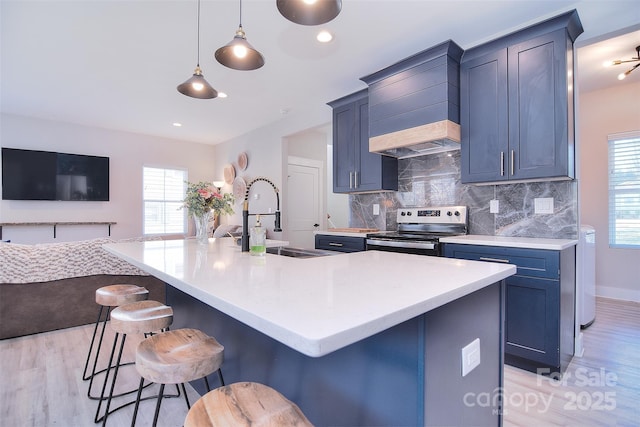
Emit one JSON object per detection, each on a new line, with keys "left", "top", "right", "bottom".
{"left": 215, "top": 0, "right": 265, "bottom": 71}
{"left": 277, "top": 0, "right": 342, "bottom": 26}
{"left": 178, "top": 0, "right": 218, "bottom": 99}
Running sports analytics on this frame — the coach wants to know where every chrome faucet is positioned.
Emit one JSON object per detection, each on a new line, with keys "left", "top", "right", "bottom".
{"left": 241, "top": 177, "right": 282, "bottom": 252}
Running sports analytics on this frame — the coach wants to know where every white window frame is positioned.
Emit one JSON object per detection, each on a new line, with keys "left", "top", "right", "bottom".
{"left": 608, "top": 130, "right": 640, "bottom": 249}
{"left": 143, "top": 166, "right": 187, "bottom": 236}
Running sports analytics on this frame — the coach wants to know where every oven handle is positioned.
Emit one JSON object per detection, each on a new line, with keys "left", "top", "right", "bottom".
{"left": 366, "top": 239, "right": 436, "bottom": 250}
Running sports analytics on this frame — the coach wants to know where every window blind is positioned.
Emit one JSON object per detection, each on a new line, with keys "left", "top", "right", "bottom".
{"left": 608, "top": 131, "right": 640, "bottom": 249}
{"left": 143, "top": 167, "right": 187, "bottom": 235}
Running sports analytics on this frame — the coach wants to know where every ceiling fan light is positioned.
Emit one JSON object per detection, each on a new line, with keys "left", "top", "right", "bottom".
{"left": 277, "top": 0, "right": 342, "bottom": 26}
{"left": 177, "top": 68, "right": 218, "bottom": 99}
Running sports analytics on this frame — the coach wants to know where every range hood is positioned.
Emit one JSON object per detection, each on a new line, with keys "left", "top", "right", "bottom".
{"left": 369, "top": 119, "right": 460, "bottom": 159}
{"left": 361, "top": 40, "right": 463, "bottom": 160}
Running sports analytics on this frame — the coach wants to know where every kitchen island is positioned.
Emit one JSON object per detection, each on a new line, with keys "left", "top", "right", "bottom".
{"left": 104, "top": 238, "right": 515, "bottom": 426}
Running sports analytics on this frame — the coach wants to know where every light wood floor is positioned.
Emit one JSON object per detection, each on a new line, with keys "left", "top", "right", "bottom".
{"left": 1, "top": 297, "right": 638, "bottom": 426}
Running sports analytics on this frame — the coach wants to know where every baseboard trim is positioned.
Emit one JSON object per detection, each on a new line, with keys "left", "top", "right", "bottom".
{"left": 596, "top": 286, "right": 640, "bottom": 302}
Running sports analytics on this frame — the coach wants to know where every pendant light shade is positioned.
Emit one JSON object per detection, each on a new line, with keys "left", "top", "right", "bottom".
{"left": 178, "top": 0, "right": 218, "bottom": 99}
{"left": 177, "top": 66, "right": 218, "bottom": 99}
{"left": 277, "top": 0, "right": 342, "bottom": 26}
{"left": 215, "top": 0, "right": 265, "bottom": 71}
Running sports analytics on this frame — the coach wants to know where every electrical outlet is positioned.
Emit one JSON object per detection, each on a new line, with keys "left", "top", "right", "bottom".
{"left": 373, "top": 204, "right": 380, "bottom": 215}
{"left": 534, "top": 198, "right": 554, "bottom": 214}
{"left": 490, "top": 199, "right": 499, "bottom": 214}
{"left": 461, "top": 338, "right": 481, "bottom": 377}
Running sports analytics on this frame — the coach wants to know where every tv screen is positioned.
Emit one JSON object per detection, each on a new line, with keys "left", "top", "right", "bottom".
{"left": 1, "top": 148, "right": 110, "bottom": 201}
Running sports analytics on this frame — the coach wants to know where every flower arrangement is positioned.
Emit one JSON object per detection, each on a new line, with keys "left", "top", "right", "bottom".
{"left": 182, "top": 181, "right": 234, "bottom": 217}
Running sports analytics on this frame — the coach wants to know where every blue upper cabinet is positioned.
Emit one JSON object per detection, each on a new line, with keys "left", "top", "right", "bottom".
{"left": 328, "top": 90, "right": 398, "bottom": 193}
{"left": 460, "top": 10, "right": 583, "bottom": 184}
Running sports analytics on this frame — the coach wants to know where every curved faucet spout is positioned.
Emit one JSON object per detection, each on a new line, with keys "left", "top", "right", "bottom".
{"left": 241, "top": 177, "right": 282, "bottom": 252}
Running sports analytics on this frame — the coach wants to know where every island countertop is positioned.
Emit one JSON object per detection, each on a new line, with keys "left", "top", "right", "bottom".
{"left": 104, "top": 238, "right": 515, "bottom": 357}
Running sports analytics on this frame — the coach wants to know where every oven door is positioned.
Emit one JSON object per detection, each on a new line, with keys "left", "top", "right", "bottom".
{"left": 366, "top": 238, "right": 440, "bottom": 256}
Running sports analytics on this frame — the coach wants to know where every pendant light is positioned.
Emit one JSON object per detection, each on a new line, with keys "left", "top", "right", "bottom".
{"left": 277, "top": 0, "right": 342, "bottom": 26}
{"left": 177, "top": 0, "right": 218, "bottom": 99}
{"left": 215, "top": 0, "right": 265, "bottom": 71}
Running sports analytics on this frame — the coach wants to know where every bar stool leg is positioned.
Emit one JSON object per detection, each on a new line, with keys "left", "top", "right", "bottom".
{"left": 87, "top": 306, "right": 113, "bottom": 399}
{"left": 94, "top": 331, "right": 123, "bottom": 424}
{"left": 152, "top": 384, "right": 166, "bottom": 427}
{"left": 82, "top": 305, "right": 106, "bottom": 381}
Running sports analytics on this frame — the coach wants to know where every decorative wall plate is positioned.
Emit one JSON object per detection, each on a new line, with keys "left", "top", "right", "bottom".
{"left": 233, "top": 176, "right": 247, "bottom": 202}
{"left": 223, "top": 164, "right": 236, "bottom": 185}
{"left": 238, "top": 152, "right": 248, "bottom": 171}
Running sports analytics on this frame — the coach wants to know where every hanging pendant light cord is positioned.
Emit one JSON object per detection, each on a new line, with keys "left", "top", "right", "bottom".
{"left": 239, "top": 0, "right": 243, "bottom": 28}
{"left": 196, "top": 0, "right": 201, "bottom": 67}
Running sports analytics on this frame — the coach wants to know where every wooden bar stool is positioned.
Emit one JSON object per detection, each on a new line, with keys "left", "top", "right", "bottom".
{"left": 83, "top": 284, "right": 149, "bottom": 400}
{"left": 96, "top": 300, "right": 173, "bottom": 426}
{"left": 184, "top": 382, "right": 313, "bottom": 427}
{"left": 133, "top": 328, "right": 225, "bottom": 427}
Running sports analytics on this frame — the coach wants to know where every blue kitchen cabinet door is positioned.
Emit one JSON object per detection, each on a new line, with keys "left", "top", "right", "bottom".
{"left": 460, "top": 48, "right": 509, "bottom": 183}
{"left": 508, "top": 29, "right": 571, "bottom": 180}
{"left": 461, "top": 27, "right": 575, "bottom": 183}
{"left": 329, "top": 90, "right": 397, "bottom": 193}
{"left": 332, "top": 99, "right": 358, "bottom": 193}
{"left": 505, "top": 275, "right": 560, "bottom": 367}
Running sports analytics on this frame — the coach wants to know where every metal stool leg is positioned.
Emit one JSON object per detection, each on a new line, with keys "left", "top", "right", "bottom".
{"left": 82, "top": 305, "right": 106, "bottom": 381}
{"left": 94, "top": 331, "right": 125, "bottom": 424}
{"left": 152, "top": 384, "right": 165, "bottom": 427}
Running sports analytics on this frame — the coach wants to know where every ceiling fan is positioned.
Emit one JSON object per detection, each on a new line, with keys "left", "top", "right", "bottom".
{"left": 604, "top": 45, "right": 640, "bottom": 80}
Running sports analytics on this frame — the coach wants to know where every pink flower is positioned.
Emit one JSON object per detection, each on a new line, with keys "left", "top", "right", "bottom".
{"left": 197, "top": 188, "right": 213, "bottom": 199}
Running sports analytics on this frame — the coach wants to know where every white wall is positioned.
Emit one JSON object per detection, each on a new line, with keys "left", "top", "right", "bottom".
{"left": 578, "top": 81, "right": 640, "bottom": 302}
{"left": 212, "top": 104, "right": 332, "bottom": 241}
{"left": 0, "top": 113, "right": 216, "bottom": 243}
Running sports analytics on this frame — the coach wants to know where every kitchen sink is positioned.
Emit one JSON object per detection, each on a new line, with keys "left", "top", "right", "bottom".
{"left": 266, "top": 246, "right": 340, "bottom": 258}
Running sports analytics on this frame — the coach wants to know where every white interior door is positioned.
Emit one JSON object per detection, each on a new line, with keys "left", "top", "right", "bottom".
{"left": 287, "top": 157, "right": 322, "bottom": 249}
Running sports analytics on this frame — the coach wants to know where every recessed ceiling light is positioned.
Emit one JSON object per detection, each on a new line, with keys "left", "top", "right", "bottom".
{"left": 173, "top": 122, "right": 183, "bottom": 127}
{"left": 217, "top": 92, "right": 228, "bottom": 98}
{"left": 317, "top": 30, "right": 333, "bottom": 43}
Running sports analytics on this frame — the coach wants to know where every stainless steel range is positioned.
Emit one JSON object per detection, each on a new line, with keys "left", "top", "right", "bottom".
{"left": 366, "top": 206, "right": 468, "bottom": 256}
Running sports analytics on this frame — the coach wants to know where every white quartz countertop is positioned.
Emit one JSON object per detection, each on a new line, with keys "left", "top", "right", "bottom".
{"left": 440, "top": 235, "right": 578, "bottom": 250}
{"left": 104, "top": 238, "right": 515, "bottom": 357}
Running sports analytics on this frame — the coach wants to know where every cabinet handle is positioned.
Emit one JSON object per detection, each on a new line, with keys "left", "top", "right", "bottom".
{"left": 479, "top": 257, "right": 510, "bottom": 264}
{"left": 354, "top": 171, "right": 358, "bottom": 188}
{"left": 510, "top": 150, "right": 515, "bottom": 176}
{"left": 500, "top": 152, "right": 505, "bottom": 176}
{"left": 349, "top": 172, "right": 353, "bottom": 189}
{"left": 329, "top": 242, "right": 344, "bottom": 247}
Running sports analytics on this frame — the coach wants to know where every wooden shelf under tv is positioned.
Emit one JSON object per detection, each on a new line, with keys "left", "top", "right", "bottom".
{"left": 0, "top": 222, "right": 116, "bottom": 239}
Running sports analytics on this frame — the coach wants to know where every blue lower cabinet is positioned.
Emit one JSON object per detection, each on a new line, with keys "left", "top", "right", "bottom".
{"left": 315, "top": 234, "right": 366, "bottom": 252}
{"left": 444, "top": 243, "right": 575, "bottom": 374}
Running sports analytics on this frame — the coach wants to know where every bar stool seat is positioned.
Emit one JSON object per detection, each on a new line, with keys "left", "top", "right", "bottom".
{"left": 84, "top": 284, "right": 150, "bottom": 397}
{"left": 184, "top": 382, "right": 313, "bottom": 427}
{"left": 96, "top": 300, "right": 173, "bottom": 426}
{"left": 133, "top": 328, "right": 225, "bottom": 427}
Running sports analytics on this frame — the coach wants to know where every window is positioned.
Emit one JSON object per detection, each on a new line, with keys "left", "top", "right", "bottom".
{"left": 143, "top": 167, "right": 187, "bottom": 235}
{"left": 608, "top": 131, "right": 640, "bottom": 249}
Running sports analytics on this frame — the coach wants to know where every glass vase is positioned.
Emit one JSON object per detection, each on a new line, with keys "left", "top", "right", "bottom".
{"left": 193, "top": 211, "right": 212, "bottom": 244}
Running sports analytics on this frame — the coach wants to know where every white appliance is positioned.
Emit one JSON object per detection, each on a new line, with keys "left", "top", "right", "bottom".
{"left": 578, "top": 225, "right": 596, "bottom": 328}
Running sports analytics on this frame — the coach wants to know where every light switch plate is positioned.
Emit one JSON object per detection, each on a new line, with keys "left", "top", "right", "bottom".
{"left": 490, "top": 199, "right": 499, "bottom": 214}
{"left": 461, "top": 338, "right": 481, "bottom": 377}
{"left": 373, "top": 204, "right": 380, "bottom": 216}
{"left": 534, "top": 198, "right": 554, "bottom": 214}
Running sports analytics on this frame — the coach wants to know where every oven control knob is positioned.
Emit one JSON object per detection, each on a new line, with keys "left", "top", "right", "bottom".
{"left": 455, "top": 211, "right": 460, "bottom": 216}
{"left": 400, "top": 211, "right": 406, "bottom": 216}
{"left": 407, "top": 211, "right": 412, "bottom": 216}
{"left": 447, "top": 211, "right": 453, "bottom": 216}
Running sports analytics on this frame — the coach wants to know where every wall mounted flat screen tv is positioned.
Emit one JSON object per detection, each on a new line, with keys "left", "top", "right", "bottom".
{"left": 1, "top": 148, "right": 110, "bottom": 201}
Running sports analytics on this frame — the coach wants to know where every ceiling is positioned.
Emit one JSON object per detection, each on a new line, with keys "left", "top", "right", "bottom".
{"left": 1, "top": 1, "right": 639, "bottom": 146}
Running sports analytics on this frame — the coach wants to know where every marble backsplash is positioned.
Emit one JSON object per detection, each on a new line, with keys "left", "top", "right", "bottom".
{"left": 349, "top": 150, "right": 578, "bottom": 239}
